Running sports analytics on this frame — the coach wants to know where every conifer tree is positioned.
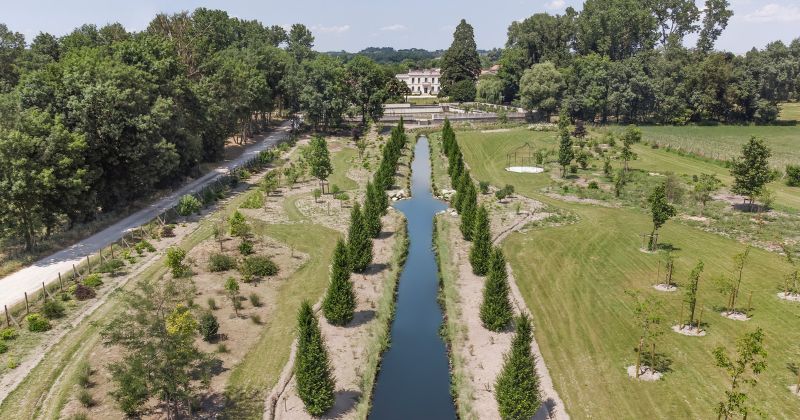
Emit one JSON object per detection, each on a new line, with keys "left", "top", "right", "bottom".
{"left": 470, "top": 205, "right": 492, "bottom": 275}
{"left": 495, "top": 314, "right": 541, "bottom": 420}
{"left": 453, "top": 169, "right": 471, "bottom": 212}
{"left": 460, "top": 186, "right": 477, "bottom": 241}
{"left": 323, "top": 239, "right": 356, "bottom": 325}
{"left": 295, "top": 301, "right": 336, "bottom": 416}
{"left": 363, "top": 181, "right": 383, "bottom": 238}
{"left": 347, "top": 202, "right": 373, "bottom": 273}
{"left": 480, "top": 247, "right": 513, "bottom": 331}
{"left": 558, "top": 126, "right": 574, "bottom": 177}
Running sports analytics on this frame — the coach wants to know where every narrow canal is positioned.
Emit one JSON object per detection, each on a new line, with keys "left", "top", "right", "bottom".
{"left": 369, "top": 136, "right": 456, "bottom": 419}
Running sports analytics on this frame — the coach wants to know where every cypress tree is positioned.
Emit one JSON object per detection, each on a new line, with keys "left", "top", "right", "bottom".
{"left": 322, "top": 239, "right": 356, "bottom": 325}
{"left": 347, "top": 202, "right": 373, "bottom": 273}
{"left": 363, "top": 182, "right": 383, "bottom": 238}
{"left": 460, "top": 185, "right": 477, "bottom": 241}
{"left": 480, "top": 247, "right": 513, "bottom": 331}
{"left": 469, "top": 205, "right": 492, "bottom": 275}
{"left": 495, "top": 314, "right": 541, "bottom": 420}
{"left": 295, "top": 301, "right": 336, "bottom": 416}
{"left": 453, "top": 169, "right": 471, "bottom": 212}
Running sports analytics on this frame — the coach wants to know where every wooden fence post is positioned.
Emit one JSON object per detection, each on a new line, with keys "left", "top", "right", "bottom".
{"left": 58, "top": 272, "right": 63, "bottom": 292}
{"left": 73, "top": 264, "right": 79, "bottom": 278}
{"left": 86, "top": 255, "right": 91, "bottom": 270}
{"left": 41, "top": 282, "right": 47, "bottom": 301}
{"left": 4, "top": 305, "right": 9, "bottom": 327}
{"left": 110, "top": 243, "right": 115, "bottom": 259}
{"left": 24, "top": 292, "right": 29, "bottom": 315}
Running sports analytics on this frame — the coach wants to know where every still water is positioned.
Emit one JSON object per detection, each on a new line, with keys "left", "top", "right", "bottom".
{"left": 369, "top": 136, "right": 456, "bottom": 419}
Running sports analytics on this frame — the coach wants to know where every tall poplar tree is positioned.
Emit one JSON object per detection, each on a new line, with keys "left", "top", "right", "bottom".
{"left": 323, "top": 239, "right": 356, "bottom": 325}
{"left": 440, "top": 19, "right": 481, "bottom": 99}
{"left": 295, "top": 301, "right": 335, "bottom": 416}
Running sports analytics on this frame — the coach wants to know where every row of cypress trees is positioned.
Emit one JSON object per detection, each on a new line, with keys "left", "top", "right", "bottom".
{"left": 440, "top": 119, "right": 541, "bottom": 419}
{"left": 297, "top": 121, "right": 408, "bottom": 416}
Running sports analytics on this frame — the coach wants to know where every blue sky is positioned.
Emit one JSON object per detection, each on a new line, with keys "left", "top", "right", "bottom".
{"left": 3, "top": 0, "right": 800, "bottom": 53}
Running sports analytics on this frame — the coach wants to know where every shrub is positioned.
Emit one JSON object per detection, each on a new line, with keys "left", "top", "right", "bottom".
{"left": 77, "top": 389, "right": 94, "bottom": 407}
{"left": 176, "top": 194, "right": 202, "bottom": 216}
{"left": 249, "top": 293, "right": 262, "bottom": 307}
{"left": 240, "top": 191, "right": 264, "bottom": 209}
{"left": 208, "top": 253, "right": 237, "bottom": 272}
{"left": 479, "top": 181, "right": 490, "bottom": 194}
{"left": 97, "top": 258, "right": 124, "bottom": 274}
{"left": 217, "top": 343, "right": 229, "bottom": 353}
{"left": 42, "top": 299, "right": 66, "bottom": 319}
{"left": 73, "top": 284, "right": 96, "bottom": 300}
{"left": 238, "top": 239, "right": 254, "bottom": 255}
{"left": 238, "top": 169, "right": 252, "bottom": 180}
{"left": 229, "top": 210, "right": 250, "bottom": 237}
{"left": 76, "top": 361, "right": 92, "bottom": 388}
{"left": 0, "top": 328, "right": 18, "bottom": 341}
{"left": 495, "top": 189, "right": 508, "bottom": 201}
{"left": 786, "top": 164, "right": 800, "bottom": 187}
{"left": 160, "top": 225, "right": 175, "bottom": 238}
{"left": 0, "top": 342, "right": 7, "bottom": 354}
{"left": 198, "top": 312, "right": 219, "bottom": 342}
{"left": 83, "top": 273, "right": 103, "bottom": 288}
{"left": 68, "top": 413, "right": 88, "bottom": 420}
{"left": 241, "top": 256, "right": 279, "bottom": 281}
{"left": 165, "top": 247, "right": 190, "bottom": 278}
{"left": 250, "top": 314, "right": 262, "bottom": 324}
{"left": 569, "top": 164, "right": 578, "bottom": 174}
{"left": 207, "top": 297, "right": 217, "bottom": 310}
{"left": 27, "top": 313, "right": 51, "bottom": 332}
{"left": 134, "top": 239, "right": 155, "bottom": 255}
{"left": 6, "top": 354, "right": 19, "bottom": 369}
{"left": 588, "top": 181, "right": 599, "bottom": 189}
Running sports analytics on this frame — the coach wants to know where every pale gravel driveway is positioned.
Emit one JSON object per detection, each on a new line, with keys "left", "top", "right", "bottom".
{"left": 0, "top": 121, "right": 292, "bottom": 310}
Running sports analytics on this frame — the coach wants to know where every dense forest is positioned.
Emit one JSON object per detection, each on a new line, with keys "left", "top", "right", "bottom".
{"left": 475, "top": 0, "right": 800, "bottom": 124}
{"left": 0, "top": 8, "right": 399, "bottom": 251}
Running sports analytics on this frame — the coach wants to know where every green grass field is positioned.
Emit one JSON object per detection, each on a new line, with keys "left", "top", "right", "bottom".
{"left": 444, "top": 127, "right": 800, "bottom": 419}
{"left": 779, "top": 102, "right": 800, "bottom": 122}
{"left": 611, "top": 125, "right": 800, "bottom": 170}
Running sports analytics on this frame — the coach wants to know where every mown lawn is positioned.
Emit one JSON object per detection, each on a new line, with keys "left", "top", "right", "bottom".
{"left": 612, "top": 125, "right": 800, "bottom": 169}
{"left": 226, "top": 221, "right": 340, "bottom": 418}
{"left": 446, "top": 127, "right": 800, "bottom": 419}
{"left": 779, "top": 102, "right": 800, "bottom": 122}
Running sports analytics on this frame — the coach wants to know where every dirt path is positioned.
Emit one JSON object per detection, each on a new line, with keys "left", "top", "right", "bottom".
{"left": 0, "top": 122, "right": 292, "bottom": 311}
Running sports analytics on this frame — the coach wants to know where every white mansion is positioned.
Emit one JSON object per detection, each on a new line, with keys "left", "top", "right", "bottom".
{"left": 395, "top": 69, "right": 441, "bottom": 95}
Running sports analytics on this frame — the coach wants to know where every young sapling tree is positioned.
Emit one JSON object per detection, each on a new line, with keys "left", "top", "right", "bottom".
{"left": 647, "top": 182, "right": 676, "bottom": 251}
{"left": 713, "top": 328, "right": 767, "bottom": 420}
{"left": 625, "top": 290, "right": 664, "bottom": 378}
{"left": 683, "top": 260, "right": 705, "bottom": 329}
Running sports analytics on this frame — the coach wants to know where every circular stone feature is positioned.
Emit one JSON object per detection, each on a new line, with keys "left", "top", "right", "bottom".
{"left": 505, "top": 166, "right": 544, "bottom": 174}
{"left": 721, "top": 311, "right": 751, "bottom": 321}
{"left": 672, "top": 324, "right": 706, "bottom": 336}
{"left": 653, "top": 284, "right": 678, "bottom": 292}
{"left": 627, "top": 365, "right": 662, "bottom": 381}
{"left": 778, "top": 292, "right": 800, "bottom": 302}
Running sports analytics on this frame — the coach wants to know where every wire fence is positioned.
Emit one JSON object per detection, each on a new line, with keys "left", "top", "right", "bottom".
{"left": 4, "top": 133, "right": 292, "bottom": 328}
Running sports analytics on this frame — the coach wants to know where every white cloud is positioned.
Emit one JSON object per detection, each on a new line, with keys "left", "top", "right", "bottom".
{"left": 743, "top": 3, "right": 800, "bottom": 22}
{"left": 311, "top": 24, "right": 351, "bottom": 34}
{"left": 380, "top": 24, "right": 407, "bottom": 32}
{"left": 546, "top": 0, "right": 566, "bottom": 9}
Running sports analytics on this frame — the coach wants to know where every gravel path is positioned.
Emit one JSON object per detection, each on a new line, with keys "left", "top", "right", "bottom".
{"left": 0, "top": 122, "right": 292, "bottom": 310}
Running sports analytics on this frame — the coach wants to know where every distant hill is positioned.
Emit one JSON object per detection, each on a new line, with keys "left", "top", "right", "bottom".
{"left": 325, "top": 47, "right": 444, "bottom": 64}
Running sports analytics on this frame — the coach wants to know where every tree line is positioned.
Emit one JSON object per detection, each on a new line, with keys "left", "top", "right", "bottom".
{"left": 0, "top": 9, "right": 399, "bottom": 251}
{"left": 441, "top": 119, "right": 542, "bottom": 418}
{"left": 300, "top": 120, "right": 408, "bottom": 416}
{"left": 469, "top": 0, "right": 800, "bottom": 124}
